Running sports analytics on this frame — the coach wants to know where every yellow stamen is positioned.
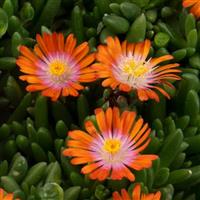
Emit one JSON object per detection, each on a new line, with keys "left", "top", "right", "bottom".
{"left": 123, "top": 60, "right": 148, "bottom": 77}
{"left": 133, "top": 65, "right": 148, "bottom": 77}
{"left": 49, "top": 60, "right": 67, "bottom": 76}
{"left": 103, "top": 139, "right": 121, "bottom": 154}
{"left": 123, "top": 60, "right": 136, "bottom": 74}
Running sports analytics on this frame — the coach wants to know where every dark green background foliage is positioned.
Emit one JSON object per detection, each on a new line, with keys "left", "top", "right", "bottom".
{"left": 0, "top": 0, "right": 200, "bottom": 199}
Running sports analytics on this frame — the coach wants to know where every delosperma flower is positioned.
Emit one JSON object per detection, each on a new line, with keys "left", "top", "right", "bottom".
{"left": 16, "top": 33, "right": 96, "bottom": 101}
{"left": 112, "top": 184, "right": 161, "bottom": 200}
{"left": 63, "top": 107, "right": 158, "bottom": 181}
{"left": 182, "top": 0, "right": 200, "bottom": 18}
{"left": 0, "top": 188, "right": 20, "bottom": 200}
{"left": 93, "top": 37, "right": 181, "bottom": 102}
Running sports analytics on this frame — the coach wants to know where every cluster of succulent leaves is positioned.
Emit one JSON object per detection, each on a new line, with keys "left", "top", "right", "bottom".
{"left": 0, "top": 0, "right": 200, "bottom": 199}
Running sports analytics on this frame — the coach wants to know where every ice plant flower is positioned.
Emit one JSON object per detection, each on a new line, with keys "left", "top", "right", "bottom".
{"left": 93, "top": 37, "right": 181, "bottom": 102}
{"left": 63, "top": 107, "right": 158, "bottom": 181}
{"left": 182, "top": 0, "right": 200, "bottom": 18}
{"left": 112, "top": 183, "right": 161, "bottom": 200}
{"left": 0, "top": 188, "right": 20, "bottom": 200}
{"left": 16, "top": 33, "right": 96, "bottom": 101}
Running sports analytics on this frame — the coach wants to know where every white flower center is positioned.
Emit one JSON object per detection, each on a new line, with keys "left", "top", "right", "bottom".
{"left": 113, "top": 56, "right": 153, "bottom": 89}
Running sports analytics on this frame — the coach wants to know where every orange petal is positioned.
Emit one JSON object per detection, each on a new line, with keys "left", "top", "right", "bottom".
{"left": 62, "top": 87, "right": 69, "bottom": 96}
{"left": 130, "top": 118, "right": 144, "bottom": 140}
{"left": 141, "top": 39, "right": 151, "bottom": 61}
{"left": 134, "top": 42, "right": 144, "bottom": 60}
{"left": 34, "top": 45, "right": 46, "bottom": 61}
{"left": 136, "top": 155, "right": 158, "bottom": 161}
{"left": 89, "top": 166, "right": 110, "bottom": 181}
{"left": 96, "top": 45, "right": 114, "bottom": 65}
{"left": 110, "top": 81, "right": 120, "bottom": 90}
{"left": 137, "top": 89, "right": 149, "bottom": 101}
{"left": 133, "top": 125, "right": 150, "bottom": 146}
{"left": 63, "top": 148, "right": 92, "bottom": 157}
{"left": 132, "top": 184, "right": 141, "bottom": 200}
{"left": 106, "top": 36, "right": 122, "bottom": 60}
{"left": 122, "top": 40, "right": 127, "bottom": 55}
{"left": 97, "top": 71, "right": 111, "bottom": 78}
{"left": 133, "top": 159, "right": 153, "bottom": 169}
{"left": 84, "top": 121, "right": 99, "bottom": 136}
{"left": 73, "top": 42, "right": 89, "bottom": 62}
{"left": 44, "top": 32, "right": 56, "bottom": 52}
{"left": 121, "top": 189, "right": 131, "bottom": 200}
{"left": 145, "top": 89, "right": 160, "bottom": 102}
{"left": 113, "top": 107, "right": 121, "bottom": 131}
{"left": 101, "top": 77, "right": 113, "bottom": 85}
{"left": 152, "top": 86, "right": 171, "bottom": 99}
{"left": 65, "top": 34, "right": 77, "bottom": 55}
{"left": 81, "top": 162, "right": 103, "bottom": 174}
{"left": 150, "top": 55, "right": 173, "bottom": 67}
{"left": 68, "top": 87, "right": 79, "bottom": 96}
{"left": 134, "top": 138, "right": 151, "bottom": 153}
{"left": 119, "top": 83, "right": 131, "bottom": 92}
{"left": 190, "top": 2, "right": 200, "bottom": 18}
{"left": 4, "top": 194, "right": 14, "bottom": 200}
{"left": 128, "top": 162, "right": 143, "bottom": 170}
{"left": 153, "top": 63, "right": 180, "bottom": 73}
{"left": 92, "top": 63, "right": 109, "bottom": 70}
{"left": 183, "top": 0, "right": 198, "bottom": 7}
{"left": 79, "top": 53, "right": 95, "bottom": 69}
{"left": 154, "top": 191, "right": 162, "bottom": 200}
{"left": 52, "top": 32, "right": 59, "bottom": 50}
{"left": 79, "top": 73, "right": 96, "bottom": 82}
{"left": 0, "top": 189, "right": 4, "bottom": 199}
{"left": 105, "top": 107, "right": 113, "bottom": 133}
{"left": 122, "top": 111, "right": 136, "bottom": 134}
{"left": 51, "top": 90, "right": 61, "bottom": 101}
{"left": 70, "top": 82, "right": 84, "bottom": 90}
{"left": 26, "top": 84, "right": 48, "bottom": 92}
{"left": 58, "top": 33, "right": 65, "bottom": 51}
{"left": 123, "top": 166, "right": 135, "bottom": 181}
{"left": 36, "top": 34, "right": 49, "bottom": 55}
{"left": 67, "top": 140, "right": 89, "bottom": 149}
{"left": 111, "top": 165, "right": 135, "bottom": 181}
{"left": 19, "top": 75, "right": 41, "bottom": 84}
{"left": 41, "top": 88, "right": 61, "bottom": 101}
{"left": 70, "top": 157, "right": 94, "bottom": 165}
{"left": 80, "top": 68, "right": 95, "bottom": 75}
{"left": 16, "top": 56, "right": 36, "bottom": 70}
{"left": 127, "top": 43, "right": 135, "bottom": 55}
{"left": 119, "top": 111, "right": 129, "bottom": 133}
{"left": 18, "top": 67, "right": 37, "bottom": 75}
{"left": 95, "top": 108, "right": 107, "bottom": 133}
{"left": 155, "top": 74, "right": 181, "bottom": 80}
{"left": 102, "top": 78, "right": 117, "bottom": 87}
{"left": 113, "top": 191, "right": 123, "bottom": 200}
{"left": 154, "top": 69, "right": 181, "bottom": 78}
{"left": 68, "top": 130, "right": 93, "bottom": 142}
{"left": 19, "top": 46, "right": 38, "bottom": 63}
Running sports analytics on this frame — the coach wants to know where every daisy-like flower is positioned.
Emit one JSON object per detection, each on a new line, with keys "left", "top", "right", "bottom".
{"left": 16, "top": 33, "right": 96, "bottom": 101}
{"left": 93, "top": 37, "right": 181, "bottom": 102}
{"left": 63, "top": 107, "right": 158, "bottom": 181}
{"left": 112, "top": 184, "right": 161, "bottom": 200}
{"left": 0, "top": 188, "right": 20, "bottom": 200}
{"left": 182, "top": 0, "right": 200, "bottom": 18}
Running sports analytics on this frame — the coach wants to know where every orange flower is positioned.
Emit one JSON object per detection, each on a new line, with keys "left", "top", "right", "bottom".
{"left": 183, "top": 0, "right": 200, "bottom": 18}
{"left": 63, "top": 107, "right": 158, "bottom": 181}
{"left": 112, "top": 184, "right": 161, "bottom": 200}
{"left": 16, "top": 33, "right": 96, "bottom": 101}
{"left": 93, "top": 37, "right": 181, "bottom": 102}
{"left": 0, "top": 188, "right": 20, "bottom": 200}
